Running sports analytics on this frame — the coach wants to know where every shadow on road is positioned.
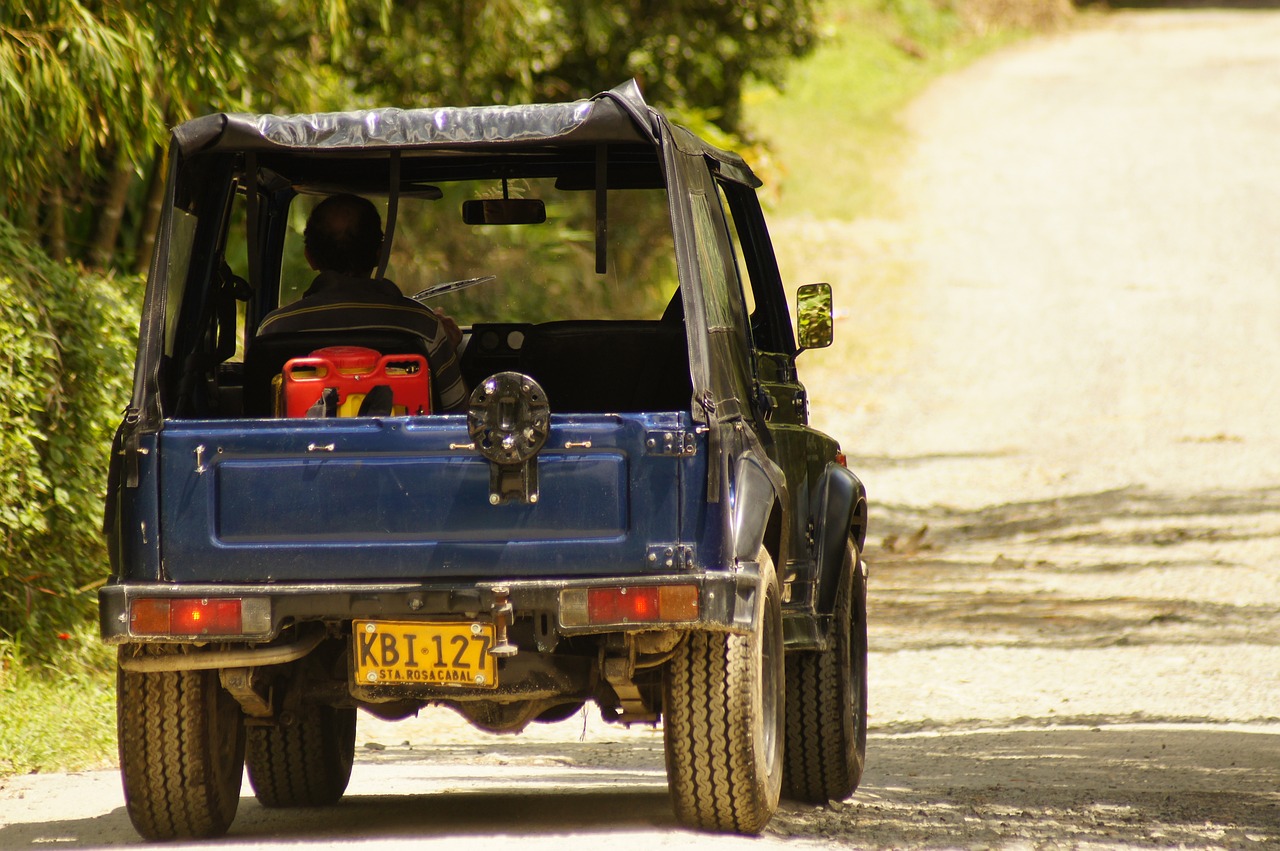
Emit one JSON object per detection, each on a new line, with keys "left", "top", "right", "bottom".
{"left": 869, "top": 485, "right": 1280, "bottom": 544}
{"left": 4, "top": 725, "right": 1275, "bottom": 848}
{"left": 237, "top": 786, "right": 676, "bottom": 841}
{"left": 0, "top": 773, "right": 674, "bottom": 847}
{"left": 773, "top": 724, "right": 1280, "bottom": 848}
{"left": 862, "top": 484, "right": 1280, "bottom": 651}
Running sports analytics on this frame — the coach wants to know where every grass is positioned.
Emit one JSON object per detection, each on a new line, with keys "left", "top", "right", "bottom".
{"left": 745, "top": 0, "right": 1036, "bottom": 221}
{"left": 0, "top": 627, "right": 116, "bottom": 776}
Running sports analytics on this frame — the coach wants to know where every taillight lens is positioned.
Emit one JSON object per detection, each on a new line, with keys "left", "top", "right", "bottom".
{"left": 129, "top": 597, "right": 270, "bottom": 636}
{"left": 588, "top": 586, "right": 659, "bottom": 623}
{"left": 561, "top": 584, "right": 699, "bottom": 627}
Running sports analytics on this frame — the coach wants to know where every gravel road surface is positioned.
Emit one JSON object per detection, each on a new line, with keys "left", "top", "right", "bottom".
{"left": 2, "top": 9, "right": 1277, "bottom": 849}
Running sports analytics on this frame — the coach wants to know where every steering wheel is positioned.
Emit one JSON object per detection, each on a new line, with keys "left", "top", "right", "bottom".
{"left": 409, "top": 275, "right": 496, "bottom": 302}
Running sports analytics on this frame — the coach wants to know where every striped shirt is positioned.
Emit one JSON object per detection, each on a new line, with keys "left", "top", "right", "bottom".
{"left": 257, "top": 272, "right": 468, "bottom": 412}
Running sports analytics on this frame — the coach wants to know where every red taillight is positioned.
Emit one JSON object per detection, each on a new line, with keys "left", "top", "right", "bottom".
{"left": 588, "top": 586, "right": 659, "bottom": 623}
{"left": 131, "top": 597, "right": 243, "bottom": 636}
{"left": 172, "top": 598, "right": 241, "bottom": 634}
{"left": 570, "top": 584, "right": 699, "bottom": 626}
{"left": 835, "top": 451, "right": 847, "bottom": 468}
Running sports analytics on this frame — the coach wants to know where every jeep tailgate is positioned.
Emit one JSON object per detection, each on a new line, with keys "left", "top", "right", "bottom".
{"left": 157, "top": 413, "right": 699, "bottom": 582}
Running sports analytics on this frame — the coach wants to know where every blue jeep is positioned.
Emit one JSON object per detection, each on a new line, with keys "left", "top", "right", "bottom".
{"left": 101, "top": 81, "right": 868, "bottom": 840}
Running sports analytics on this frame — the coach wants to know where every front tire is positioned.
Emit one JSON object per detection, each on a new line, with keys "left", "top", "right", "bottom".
{"left": 782, "top": 538, "right": 868, "bottom": 802}
{"left": 117, "top": 659, "right": 246, "bottom": 841}
{"left": 663, "top": 552, "right": 784, "bottom": 833}
{"left": 246, "top": 703, "right": 356, "bottom": 807}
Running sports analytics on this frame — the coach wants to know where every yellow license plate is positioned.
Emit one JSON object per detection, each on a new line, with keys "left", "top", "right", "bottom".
{"left": 353, "top": 620, "right": 498, "bottom": 689}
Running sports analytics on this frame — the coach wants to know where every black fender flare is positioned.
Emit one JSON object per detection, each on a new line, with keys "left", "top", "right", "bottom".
{"left": 730, "top": 451, "right": 787, "bottom": 566}
{"left": 814, "top": 462, "right": 867, "bottom": 615}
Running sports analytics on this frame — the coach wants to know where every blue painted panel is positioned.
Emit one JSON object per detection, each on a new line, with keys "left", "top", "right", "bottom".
{"left": 115, "top": 433, "right": 163, "bottom": 581}
{"left": 157, "top": 413, "right": 700, "bottom": 582}
{"left": 216, "top": 454, "right": 627, "bottom": 542}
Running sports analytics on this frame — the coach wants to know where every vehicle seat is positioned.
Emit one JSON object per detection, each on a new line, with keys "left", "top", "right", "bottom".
{"left": 518, "top": 320, "right": 691, "bottom": 413}
{"left": 243, "top": 329, "right": 433, "bottom": 417}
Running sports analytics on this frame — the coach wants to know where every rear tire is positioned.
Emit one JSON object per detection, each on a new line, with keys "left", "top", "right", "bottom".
{"left": 117, "top": 660, "right": 245, "bottom": 841}
{"left": 782, "top": 538, "right": 868, "bottom": 802}
{"left": 246, "top": 703, "right": 356, "bottom": 807}
{"left": 663, "top": 552, "right": 784, "bottom": 833}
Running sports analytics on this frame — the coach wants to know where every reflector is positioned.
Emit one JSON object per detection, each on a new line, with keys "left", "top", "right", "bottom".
{"left": 130, "top": 599, "right": 170, "bottom": 634}
{"left": 658, "top": 584, "right": 700, "bottom": 621}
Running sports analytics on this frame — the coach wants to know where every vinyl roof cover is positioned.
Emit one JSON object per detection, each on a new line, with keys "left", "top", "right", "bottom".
{"left": 169, "top": 79, "right": 753, "bottom": 178}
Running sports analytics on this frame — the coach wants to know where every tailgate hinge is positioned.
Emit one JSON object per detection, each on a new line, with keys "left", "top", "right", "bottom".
{"left": 645, "top": 429, "right": 696, "bottom": 457}
{"left": 646, "top": 544, "right": 694, "bottom": 571}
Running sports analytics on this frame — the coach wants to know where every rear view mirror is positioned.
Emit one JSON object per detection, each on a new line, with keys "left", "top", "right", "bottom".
{"left": 796, "top": 283, "right": 833, "bottom": 351}
{"left": 462, "top": 198, "right": 546, "bottom": 225}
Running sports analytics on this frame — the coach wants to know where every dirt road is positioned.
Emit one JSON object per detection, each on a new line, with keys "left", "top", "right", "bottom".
{"left": 3, "top": 8, "right": 1279, "bottom": 849}
{"left": 788, "top": 6, "right": 1280, "bottom": 846}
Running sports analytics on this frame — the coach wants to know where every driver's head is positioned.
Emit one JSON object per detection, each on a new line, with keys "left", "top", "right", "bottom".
{"left": 304, "top": 194, "right": 383, "bottom": 276}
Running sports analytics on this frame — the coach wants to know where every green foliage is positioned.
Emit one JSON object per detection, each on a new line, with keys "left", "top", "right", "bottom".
{"left": 582, "top": 0, "right": 819, "bottom": 132}
{"left": 0, "top": 218, "right": 142, "bottom": 658}
{"left": 2, "top": 0, "right": 817, "bottom": 272}
{"left": 332, "top": 1, "right": 817, "bottom": 133}
{"left": 274, "top": 184, "right": 679, "bottom": 326}
{"left": 882, "top": 0, "right": 965, "bottom": 44}
{"left": 746, "top": 0, "right": 1026, "bottom": 220}
{"left": 0, "top": 0, "right": 389, "bottom": 265}
{"left": 0, "top": 2, "right": 162, "bottom": 211}
{"left": 411, "top": 189, "right": 679, "bottom": 325}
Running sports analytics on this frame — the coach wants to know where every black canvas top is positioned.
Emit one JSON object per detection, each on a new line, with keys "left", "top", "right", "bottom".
{"left": 168, "top": 80, "right": 758, "bottom": 186}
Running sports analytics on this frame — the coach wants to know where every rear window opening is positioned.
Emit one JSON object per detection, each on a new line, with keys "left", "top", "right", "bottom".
{"left": 170, "top": 159, "right": 693, "bottom": 420}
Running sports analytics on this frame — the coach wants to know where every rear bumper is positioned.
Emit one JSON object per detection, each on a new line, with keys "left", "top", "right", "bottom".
{"left": 99, "top": 570, "right": 763, "bottom": 648}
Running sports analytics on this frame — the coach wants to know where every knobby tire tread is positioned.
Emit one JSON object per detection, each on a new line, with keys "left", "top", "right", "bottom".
{"left": 118, "top": 665, "right": 244, "bottom": 841}
{"left": 664, "top": 556, "right": 782, "bottom": 834}
{"left": 781, "top": 541, "right": 867, "bottom": 803}
{"left": 246, "top": 704, "right": 355, "bottom": 807}
{"left": 782, "top": 631, "right": 850, "bottom": 801}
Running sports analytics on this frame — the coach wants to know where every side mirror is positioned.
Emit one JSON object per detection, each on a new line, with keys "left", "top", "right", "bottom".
{"left": 462, "top": 198, "right": 547, "bottom": 225}
{"left": 796, "top": 283, "right": 834, "bottom": 351}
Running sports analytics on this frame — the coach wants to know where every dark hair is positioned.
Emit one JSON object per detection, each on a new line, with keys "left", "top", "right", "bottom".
{"left": 303, "top": 194, "right": 383, "bottom": 275}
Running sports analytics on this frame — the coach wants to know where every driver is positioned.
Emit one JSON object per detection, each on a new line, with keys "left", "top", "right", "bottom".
{"left": 256, "top": 193, "right": 468, "bottom": 413}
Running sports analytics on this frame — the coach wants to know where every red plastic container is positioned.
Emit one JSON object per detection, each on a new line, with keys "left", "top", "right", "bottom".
{"left": 279, "top": 346, "right": 431, "bottom": 417}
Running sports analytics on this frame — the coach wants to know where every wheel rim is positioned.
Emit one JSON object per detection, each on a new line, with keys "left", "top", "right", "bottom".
{"left": 851, "top": 572, "right": 869, "bottom": 750}
{"left": 761, "top": 588, "right": 782, "bottom": 776}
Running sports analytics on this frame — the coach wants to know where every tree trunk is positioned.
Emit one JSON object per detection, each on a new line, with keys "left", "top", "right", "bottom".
{"left": 134, "top": 148, "right": 165, "bottom": 276}
{"left": 453, "top": 0, "right": 470, "bottom": 103}
{"left": 48, "top": 184, "right": 67, "bottom": 263}
{"left": 90, "top": 152, "right": 135, "bottom": 269}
